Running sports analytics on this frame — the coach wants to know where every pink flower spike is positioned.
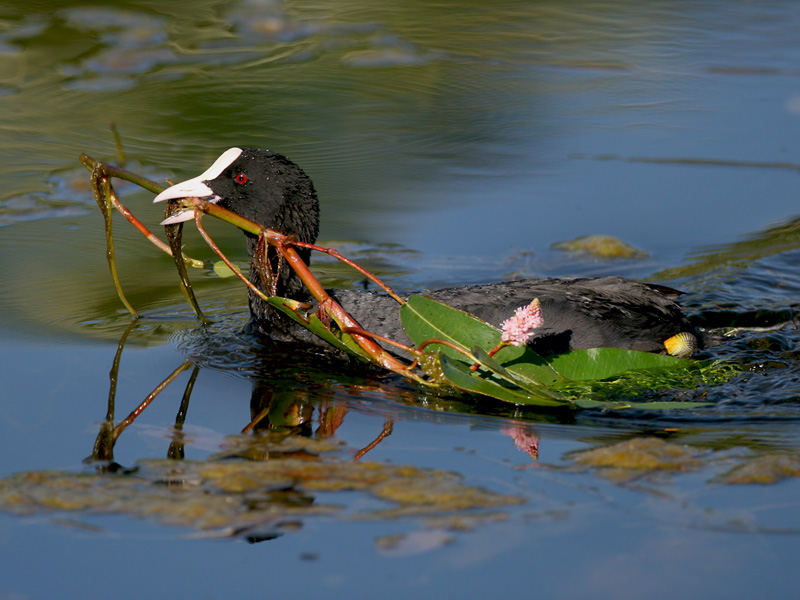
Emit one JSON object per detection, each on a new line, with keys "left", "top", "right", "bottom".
{"left": 500, "top": 298, "right": 543, "bottom": 346}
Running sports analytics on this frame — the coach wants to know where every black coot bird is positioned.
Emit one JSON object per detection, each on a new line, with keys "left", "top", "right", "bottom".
{"left": 154, "top": 147, "right": 702, "bottom": 358}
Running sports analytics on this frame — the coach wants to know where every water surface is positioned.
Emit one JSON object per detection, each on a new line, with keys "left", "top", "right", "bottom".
{"left": 1, "top": 1, "right": 800, "bottom": 598}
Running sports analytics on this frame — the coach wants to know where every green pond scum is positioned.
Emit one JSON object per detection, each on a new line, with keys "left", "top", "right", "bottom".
{"left": 3, "top": 434, "right": 800, "bottom": 544}
{"left": 566, "top": 437, "right": 800, "bottom": 487}
{"left": 0, "top": 453, "right": 524, "bottom": 538}
{"left": 551, "top": 234, "right": 649, "bottom": 260}
{"left": 569, "top": 438, "right": 702, "bottom": 482}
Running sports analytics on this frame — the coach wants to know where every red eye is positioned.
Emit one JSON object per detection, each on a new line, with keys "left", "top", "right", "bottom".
{"left": 234, "top": 173, "right": 248, "bottom": 184}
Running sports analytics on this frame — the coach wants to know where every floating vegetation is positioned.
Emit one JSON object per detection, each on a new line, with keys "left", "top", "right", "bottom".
{"left": 0, "top": 456, "right": 524, "bottom": 537}
{"left": 717, "top": 454, "right": 800, "bottom": 485}
{"left": 552, "top": 360, "right": 740, "bottom": 407}
{"left": 568, "top": 437, "right": 800, "bottom": 490}
{"left": 551, "top": 234, "right": 648, "bottom": 260}
{"left": 216, "top": 432, "right": 347, "bottom": 460}
{"left": 569, "top": 437, "right": 702, "bottom": 481}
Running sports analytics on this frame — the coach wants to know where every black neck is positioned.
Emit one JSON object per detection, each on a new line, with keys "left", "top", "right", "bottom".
{"left": 245, "top": 233, "right": 315, "bottom": 329}
{"left": 226, "top": 149, "right": 320, "bottom": 334}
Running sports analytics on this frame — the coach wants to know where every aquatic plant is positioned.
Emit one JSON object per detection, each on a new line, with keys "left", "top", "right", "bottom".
{"left": 79, "top": 152, "right": 734, "bottom": 410}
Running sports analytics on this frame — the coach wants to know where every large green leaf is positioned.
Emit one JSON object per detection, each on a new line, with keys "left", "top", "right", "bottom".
{"left": 545, "top": 347, "right": 693, "bottom": 381}
{"left": 439, "top": 354, "right": 568, "bottom": 407}
{"left": 401, "top": 294, "right": 722, "bottom": 410}
{"left": 402, "top": 294, "right": 700, "bottom": 383}
{"left": 470, "top": 346, "right": 563, "bottom": 400}
{"left": 447, "top": 351, "right": 711, "bottom": 409}
{"left": 400, "top": 295, "right": 499, "bottom": 356}
{"left": 400, "top": 295, "right": 564, "bottom": 386}
{"left": 266, "top": 297, "right": 372, "bottom": 362}
{"left": 571, "top": 398, "right": 711, "bottom": 410}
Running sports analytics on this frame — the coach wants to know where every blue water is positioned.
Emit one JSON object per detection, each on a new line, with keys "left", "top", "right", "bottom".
{"left": 1, "top": 1, "right": 800, "bottom": 598}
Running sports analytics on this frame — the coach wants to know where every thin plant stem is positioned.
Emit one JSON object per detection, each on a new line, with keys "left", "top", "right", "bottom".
{"left": 110, "top": 123, "right": 126, "bottom": 167}
{"left": 95, "top": 175, "right": 138, "bottom": 318}
{"left": 241, "top": 406, "right": 270, "bottom": 434}
{"left": 81, "top": 153, "right": 206, "bottom": 268}
{"left": 353, "top": 420, "right": 393, "bottom": 461}
{"left": 113, "top": 361, "right": 194, "bottom": 441}
{"left": 291, "top": 241, "right": 404, "bottom": 304}
{"left": 341, "top": 326, "right": 422, "bottom": 356}
{"left": 417, "top": 338, "right": 476, "bottom": 361}
{"left": 194, "top": 211, "right": 269, "bottom": 300}
{"left": 164, "top": 214, "right": 209, "bottom": 324}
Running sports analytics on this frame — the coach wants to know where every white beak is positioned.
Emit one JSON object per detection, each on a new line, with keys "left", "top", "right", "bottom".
{"left": 153, "top": 147, "right": 243, "bottom": 225}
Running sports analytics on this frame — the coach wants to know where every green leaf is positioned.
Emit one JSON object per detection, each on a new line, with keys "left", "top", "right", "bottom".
{"left": 266, "top": 297, "right": 372, "bottom": 362}
{"left": 488, "top": 344, "right": 565, "bottom": 387}
{"left": 571, "top": 398, "right": 711, "bottom": 410}
{"left": 401, "top": 294, "right": 726, "bottom": 411}
{"left": 470, "top": 346, "right": 563, "bottom": 401}
{"left": 400, "top": 295, "right": 499, "bottom": 357}
{"left": 439, "top": 354, "right": 568, "bottom": 407}
{"left": 400, "top": 295, "right": 564, "bottom": 386}
{"left": 213, "top": 261, "right": 237, "bottom": 278}
{"left": 545, "top": 347, "right": 692, "bottom": 381}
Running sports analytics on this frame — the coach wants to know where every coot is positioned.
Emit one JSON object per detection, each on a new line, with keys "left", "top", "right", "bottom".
{"left": 154, "top": 147, "right": 702, "bottom": 357}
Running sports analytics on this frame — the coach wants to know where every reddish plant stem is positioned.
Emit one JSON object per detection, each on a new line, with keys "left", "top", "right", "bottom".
{"left": 193, "top": 211, "right": 266, "bottom": 299}
{"left": 280, "top": 243, "right": 411, "bottom": 373}
{"left": 417, "top": 338, "right": 476, "bottom": 361}
{"left": 116, "top": 194, "right": 207, "bottom": 267}
{"left": 193, "top": 200, "right": 422, "bottom": 378}
{"left": 241, "top": 406, "right": 270, "bottom": 434}
{"left": 113, "top": 361, "right": 194, "bottom": 441}
{"left": 353, "top": 420, "right": 394, "bottom": 462}
{"left": 110, "top": 193, "right": 207, "bottom": 269}
{"left": 341, "top": 326, "right": 421, "bottom": 356}
{"left": 470, "top": 341, "right": 508, "bottom": 371}
{"left": 291, "top": 241, "right": 404, "bottom": 304}
{"left": 112, "top": 193, "right": 173, "bottom": 257}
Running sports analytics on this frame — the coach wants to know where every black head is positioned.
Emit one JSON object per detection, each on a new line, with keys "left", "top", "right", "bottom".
{"left": 154, "top": 148, "right": 321, "bottom": 324}
{"left": 156, "top": 147, "right": 319, "bottom": 246}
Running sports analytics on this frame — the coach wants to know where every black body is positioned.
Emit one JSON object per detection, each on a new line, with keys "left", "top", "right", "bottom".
{"left": 166, "top": 148, "right": 702, "bottom": 356}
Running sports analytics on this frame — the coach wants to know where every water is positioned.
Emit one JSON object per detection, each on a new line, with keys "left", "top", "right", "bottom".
{"left": 1, "top": 1, "right": 800, "bottom": 598}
